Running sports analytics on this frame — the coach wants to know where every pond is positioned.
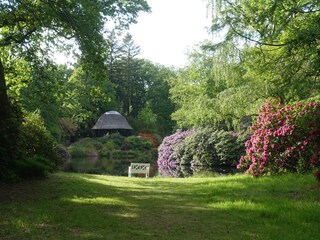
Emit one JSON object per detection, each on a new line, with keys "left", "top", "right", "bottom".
{"left": 64, "top": 157, "right": 136, "bottom": 176}
{"left": 64, "top": 157, "right": 239, "bottom": 177}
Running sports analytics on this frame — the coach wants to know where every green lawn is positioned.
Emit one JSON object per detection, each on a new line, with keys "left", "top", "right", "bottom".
{"left": 0, "top": 172, "right": 319, "bottom": 240}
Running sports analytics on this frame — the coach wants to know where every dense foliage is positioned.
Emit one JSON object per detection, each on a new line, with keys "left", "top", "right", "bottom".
{"left": 238, "top": 101, "right": 320, "bottom": 176}
{"left": 178, "top": 127, "right": 246, "bottom": 167}
{"left": 169, "top": 1, "right": 320, "bottom": 129}
{"left": 209, "top": 0, "right": 320, "bottom": 95}
{"left": 15, "top": 111, "right": 60, "bottom": 179}
{"left": 0, "top": 0, "right": 178, "bottom": 180}
{"left": 158, "top": 128, "right": 246, "bottom": 177}
{"left": 2, "top": 0, "right": 319, "bottom": 180}
{"left": 157, "top": 129, "right": 193, "bottom": 177}
{"left": 67, "top": 133, "right": 157, "bottom": 163}
{"left": 169, "top": 42, "right": 252, "bottom": 128}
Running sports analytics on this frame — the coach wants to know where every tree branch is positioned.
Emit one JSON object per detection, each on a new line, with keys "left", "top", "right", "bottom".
{"left": 0, "top": 28, "right": 36, "bottom": 47}
{"left": 229, "top": 24, "right": 290, "bottom": 47}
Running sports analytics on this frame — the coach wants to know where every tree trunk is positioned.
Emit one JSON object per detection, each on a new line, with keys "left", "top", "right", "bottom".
{"left": 0, "top": 58, "right": 10, "bottom": 121}
{"left": 0, "top": 58, "right": 18, "bottom": 178}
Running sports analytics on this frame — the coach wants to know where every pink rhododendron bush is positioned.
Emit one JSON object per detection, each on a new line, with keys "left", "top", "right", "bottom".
{"left": 237, "top": 101, "right": 320, "bottom": 176}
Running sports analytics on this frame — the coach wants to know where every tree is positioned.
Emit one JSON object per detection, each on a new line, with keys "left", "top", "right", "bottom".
{"left": 106, "top": 29, "right": 124, "bottom": 84}
{"left": 168, "top": 1, "right": 320, "bottom": 129}
{"left": 20, "top": 61, "right": 68, "bottom": 139}
{"left": 208, "top": 0, "right": 320, "bottom": 102}
{"left": 0, "top": 0, "right": 150, "bottom": 177}
{"left": 0, "top": 0, "right": 150, "bottom": 118}
{"left": 109, "top": 33, "right": 144, "bottom": 117}
{"left": 143, "top": 61, "right": 176, "bottom": 135}
{"left": 169, "top": 42, "right": 256, "bottom": 129}
{"left": 61, "top": 63, "right": 116, "bottom": 136}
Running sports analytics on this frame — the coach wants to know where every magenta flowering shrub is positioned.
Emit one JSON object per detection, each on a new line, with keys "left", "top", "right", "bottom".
{"left": 157, "top": 129, "right": 193, "bottom": 177}
{"left": 237, "top": 101, "right": 320, "bottom": 176}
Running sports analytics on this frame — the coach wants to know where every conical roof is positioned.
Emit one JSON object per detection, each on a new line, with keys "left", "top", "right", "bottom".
{"left": 92, "top": 111, "right": 133, "bottom": 130}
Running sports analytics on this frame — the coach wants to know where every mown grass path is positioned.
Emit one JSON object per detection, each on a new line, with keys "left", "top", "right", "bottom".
{"left": 0, "top": 172, "right": 319, "bottom": 239}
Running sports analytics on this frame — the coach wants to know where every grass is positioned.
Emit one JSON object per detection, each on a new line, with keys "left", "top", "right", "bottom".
{"left": 0, "top": 172, "right": 319, "bottom": 240}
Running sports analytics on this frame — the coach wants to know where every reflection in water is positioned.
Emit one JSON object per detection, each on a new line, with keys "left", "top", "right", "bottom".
{"left": 64, "top": 157, "right": 132, "bottom": 176}
{"left": 64, "top": 157, "right": 238, "bottom": 177}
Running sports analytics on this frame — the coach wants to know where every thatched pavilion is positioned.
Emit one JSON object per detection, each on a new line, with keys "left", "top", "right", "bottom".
{"left": 92, "top": 111, "right": 133, "bottom": 137}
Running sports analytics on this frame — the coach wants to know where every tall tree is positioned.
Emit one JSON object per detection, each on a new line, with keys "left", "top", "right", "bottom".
{"left": 61, "top": 63, "right": 116, "bottom": 136}
{"left": 20, "top": 61, "right": 69, "bottom": 139}
{"left": 208, "top": 0, "right": 320, "bottom": 102}
{"left": 143, "top": 61, "right": 176, "bottom": 135}
{"left": 0, "top": 0, "right": 150, "bottom": 175}
{"left": 0, "top": 0, "right": 150, "bottom": 120}
{"left": 169, "top": 42, "right": 254, "bottom": 128}
{"left": 108, "top": 33, "right": 144, "bottom": 117}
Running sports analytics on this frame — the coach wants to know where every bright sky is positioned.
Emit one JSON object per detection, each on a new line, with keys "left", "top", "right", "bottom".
{"left": 54, "top": 0, "right": 213, "bottom": 67}
{"left": 129, "top": 0, "right": 213, "bottom": 67}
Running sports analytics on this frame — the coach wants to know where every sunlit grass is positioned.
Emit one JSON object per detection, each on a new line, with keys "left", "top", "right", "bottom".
{"left": 0, "top": 172, "right": 319, "bottom": 240}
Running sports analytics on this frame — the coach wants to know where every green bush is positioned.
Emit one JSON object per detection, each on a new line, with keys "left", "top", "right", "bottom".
{"left": 107, "top": 133, "right": 126, "bottom": 147}
{"left": 125, "top": 136, "right": 153, "bottom": 150}
{"left": 111, "top": 150, "right": 129, "bottom": 160}
{"left": 177, "top": 127, "right": 245, "bottom": 167}
{"left": 15, "top": 155, "right": 54, "bottom": 179}
{"left": 68, "top": 138, "right": 103, "bottom": 157}
{"left": 16, "top": 111, "right": 60, "bottom": 178}
{"left": 68, "top": 145, "right": 86, "bottom": 157}
{"left": 103, "top": 140, "right": 116, "bottom": 150}
{"left": 56, "top": 144, "right": 71, "bottom": 163}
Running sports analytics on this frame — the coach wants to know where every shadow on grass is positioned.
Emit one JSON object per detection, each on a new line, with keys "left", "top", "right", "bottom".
{"left": 0, "top": 172, "right": 319, "bottom": 240}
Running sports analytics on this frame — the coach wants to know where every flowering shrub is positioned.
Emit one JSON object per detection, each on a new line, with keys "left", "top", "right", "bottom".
{"left": 157, "top": 129, "right": 193, "bottom": 177}
{"left": 158, "top": 128, "right": 246, "bottom": 177}
{"left": 237, "top": 101, "right": 320, "bottom": 176}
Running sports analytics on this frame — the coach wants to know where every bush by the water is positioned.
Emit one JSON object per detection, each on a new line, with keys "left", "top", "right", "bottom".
{"left": 179, "top": 127, "right": 245, "bottom": 167}
{"left": 238, "top": 101, "right": 320, "bottom": 176}
{"left": 68, "top": 138, "right": 102, "bottom": 157}
{"left": 157, "top": 128, "right": 246, "bottom": 177}
{"left": 124, "top": 136, "right": 153, "bottom": 150}
{"left": 67, "top": 133, "right": 158, "bottom": 166}
{"left": 157, "top": 129, "right": 193, "bottom": 177}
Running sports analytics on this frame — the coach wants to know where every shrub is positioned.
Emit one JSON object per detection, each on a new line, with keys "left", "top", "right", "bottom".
{"left": 59, "top": 117, "right": 77, "bottom": 145}
{"left": 68, "top": 138, "right": 103, "bottom": 157}
{"left": 106, "top": 133, "right": 126, "bottom": 148}
{"left": 177, "top": 127, "right": 245, "bottom": 171}
{"left": 104, "top": 140, "right": 116, "bottom": 150}
{"left": 17, "top": 111, "right": 60, "bottom": 178}
{"left": 68, "top": 145, "right": 86, "bottom": 157}
{"left": 15, "top": 155, "right": 54, "bottom": 179}
{"left": 237, "top": 101, "right": 320, "bottom": 176}
{"left": 157, "top": 129, "right": 193, "bottom": 177}
{"left": 56, "top": 144, "right": 70, "bottom": 163}
{"left": 158, "top": 127, "right": 246, "bottom": 177}
{"left": 125, "top": 136, "right": 153, "bottom": 150}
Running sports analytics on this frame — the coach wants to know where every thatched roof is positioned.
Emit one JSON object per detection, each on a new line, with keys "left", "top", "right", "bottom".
{"left": 92, "top": 111, "right": 133, "bottom": 130}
